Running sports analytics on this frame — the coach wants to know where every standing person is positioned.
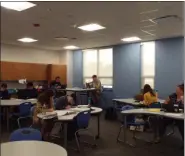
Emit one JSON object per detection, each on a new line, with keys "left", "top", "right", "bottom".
{"left": 0, "top": 83, "right": 10, "bottom": 99}
{"left": 33, "top": 90, "right": 55, "bottom": 141}
{"left": 90, "top": 75, "right": 102, "bottom": 105}
{"left": 50, "top": 76, "right": 62, "bottom": 89}
{"left": 143, "top": 84, "right": 158, "bottom": 106}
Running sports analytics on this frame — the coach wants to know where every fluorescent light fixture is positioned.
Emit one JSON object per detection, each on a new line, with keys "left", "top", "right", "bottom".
{"left": 18, "top": 37, "right": 38, "bottom": 43}
{"left": 64, "top": 45, "right": 79, "bottom": 50}
{"left": 121, "top": 36, "right": 141, "bottom": 42}
{"left": 78, "top": 23, "right": 105, "bottom": 31}
{"left": 1, "top": 2, "right": 36, "bottom": 11}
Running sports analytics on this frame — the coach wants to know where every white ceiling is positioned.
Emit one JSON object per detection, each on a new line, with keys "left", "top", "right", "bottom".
{"left": 1, "top": 1, "right": 184, "bottom": 51}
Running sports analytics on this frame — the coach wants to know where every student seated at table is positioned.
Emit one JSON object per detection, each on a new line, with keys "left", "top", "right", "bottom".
{"left": 50, "top": 76, "right": 63, "bottom": 89}
{"left": 26, "top": 82, "right": 38, "bottom": 98}
{"left": 150, "top": 83, "right": 184, "bottom": 144}
{"left": 55, "top": 95, "right": 78, "bottom": 140}
{"left": 0, "top": 83, "right": 10, "bottom": 99}
{"left": 143, "top": 84, "right": 157, "bottom": 106}
{"left": 55, "top": 95, "right": 75, "bottom": 110}
{"left": 50, "top": 76, "right": 67, "bottom": 98}
{"left": 33, "top": 90, "right": 55, "bottom": 141}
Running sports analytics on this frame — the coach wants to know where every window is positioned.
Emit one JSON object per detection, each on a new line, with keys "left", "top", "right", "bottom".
{"left": 141, "top": 42, "right": 155, "bottom": 89}
{"left": 83, "top": 48, "right": 113, "bottom": 87}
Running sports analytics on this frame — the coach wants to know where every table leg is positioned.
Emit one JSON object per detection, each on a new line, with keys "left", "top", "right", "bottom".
{"left": 5, "top": 107, "right": 9, "bottom": 131}
{"left": 63, "top": 122, "right": 68, "bottom": 149}
{"left": 96, "top": 114, "right": 100, "bottom": 139}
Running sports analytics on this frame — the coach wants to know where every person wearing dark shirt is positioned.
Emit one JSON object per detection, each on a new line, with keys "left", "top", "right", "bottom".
{"left": 55, "top": 95, "right": 74, "bottom": 110}
{"left": 55, "top": 95, "right": 77, "bottom": 140}
{"left": 0, "top": 83, "right": 10, "bottom": 99}
{"left": 50, "top": 76, "right": 62, "bottom": 89}
{"left": 25, "top": 82, "right": 38, "bottom": 99}
{"left": 164, "top": 84, "right": 184, "bottom": 105}
{"left": 150, "top": 83, "right": 184, "bottom": 144}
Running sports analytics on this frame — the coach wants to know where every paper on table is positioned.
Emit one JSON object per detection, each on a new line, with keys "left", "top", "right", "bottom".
{"left": 148, "top": 109, "right": 161, "bottom": 112}
{"left": 55, "top": 111, "right": 68, "bottom": 116}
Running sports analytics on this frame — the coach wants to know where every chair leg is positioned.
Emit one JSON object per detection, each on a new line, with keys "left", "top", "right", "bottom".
{"left": 132, "top": 127, "right": 137, "bottom": 139}
{"left": 77, "top": 129, "right": 97, "bottom": 147}
{"left": 117, "top": 125, "right": 123, "bottom": 142}
{"left": 75, "top": 131, "right": 81, "bottom": 152}
{"left": 117, "top": 125, "right": 135, "bottom": 147}
{"left": 167, "top": 125, "right": 175, "bottom": 136}
{"left": 17, "top": 118, "right": 21, "bottom": 128}
{"left": 17, "top": 116, "right": 32, "bottom": 128}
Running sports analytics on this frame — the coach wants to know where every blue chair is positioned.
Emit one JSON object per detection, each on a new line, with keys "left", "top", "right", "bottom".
{"left": 75, "top": 111, "right": 96, "bottom": 152}
{"left": 117, "top": 105, "right": 145, "bottom": 146}
{"left": 10, "top": 128, "right": 42, "bottom": 141}
{"left": 29, "top": 106, "right": 36, "bottom": 128}
{"left": 10, "top": 102, "right": 33, "bottom": 128}
{"left": 148, "top": 102, "right": 162, "bottom": 132}
{"left": 149, "top": 102, "right": 161, "bottom": 108}
{"left": 30, "top": 106, "right": 35, "bottom": 116}
{"left": 148, "top": 102, "right": 174, "bottom": 136}
{"left": 113, "top": 96, "right": 124, "bottom": 111}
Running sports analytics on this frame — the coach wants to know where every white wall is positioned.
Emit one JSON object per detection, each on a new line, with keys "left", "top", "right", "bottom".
{"left": 1, "top": 44, "right": 67, "bottom": 65}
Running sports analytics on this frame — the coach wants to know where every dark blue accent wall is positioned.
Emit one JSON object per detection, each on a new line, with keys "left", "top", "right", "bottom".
{"left": 72, "top": 37, "right": 184, "bottom": 106}
{"left": 113, "top": 43, "right": 141, "bottom": 98}
{"left": 155, "top": 37, "right": 184, "bottom": 98}
{"left": 72, "top": 50, "right": 83, "bottom": 87}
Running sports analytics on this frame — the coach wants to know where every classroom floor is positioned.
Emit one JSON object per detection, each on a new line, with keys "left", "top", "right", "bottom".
{"left": 1, "top": 113, "right": 184, "bottom": 156}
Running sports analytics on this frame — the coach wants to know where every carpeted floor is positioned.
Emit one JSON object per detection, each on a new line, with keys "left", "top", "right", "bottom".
{"left": 1, "top": 113, "right": 184, "bottom": 156}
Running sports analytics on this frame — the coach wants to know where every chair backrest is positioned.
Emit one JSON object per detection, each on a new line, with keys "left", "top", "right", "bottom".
{"left": 149, "top": 102, "right": 161, "bottom": 108}
{"left": 121, "top": 105, "right": 135, "bottom": 123}
{"left": 10, "top": 128, "right": 42, "bottom": 141}
{"left": 30, "top": 106, "right": 36, "bottom": 116}
{"left": 19, "top": 102, "right": 32, "bottom": 116}
{"left": 76, "top": 111, "right": 91, "bottom": 129}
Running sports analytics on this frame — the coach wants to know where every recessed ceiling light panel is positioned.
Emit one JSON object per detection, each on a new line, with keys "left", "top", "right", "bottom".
{"left": 18, "top": 37, "right": 38, "bottom": 43}
{"left": 1, "top": 2, "right": 36, "bottom": 11}
{"left": 64, "top": 45, "right": 79, "bottom": 50}
{"left": 121, "top": 36, "right": 141, "bottom": 42}
{"left": 78, "top": 23, "right": 105, "bottom": 32}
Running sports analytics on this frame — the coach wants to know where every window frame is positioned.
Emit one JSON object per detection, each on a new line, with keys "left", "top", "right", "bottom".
{"left": 83, "top": 48, "right": 113, "bottom": 87}
{"left": 140, "top": 42, "right": 155, "bottom": 89}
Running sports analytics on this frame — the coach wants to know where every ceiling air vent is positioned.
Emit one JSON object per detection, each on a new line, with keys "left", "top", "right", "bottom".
{"left": 152, "top": 15, "right": 182, "bottom": 23}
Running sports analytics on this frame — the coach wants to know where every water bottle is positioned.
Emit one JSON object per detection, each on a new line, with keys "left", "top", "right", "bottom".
{"left": 155, "top": 89, "right": 158, "bottom": 99}
{"left": 88, "top": 97, "right": 91, "bottom": 107}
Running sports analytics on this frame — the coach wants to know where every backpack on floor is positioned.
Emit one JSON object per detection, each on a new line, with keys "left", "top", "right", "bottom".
{"left": 105, "top": 107, "right": 117, "bottom": 120}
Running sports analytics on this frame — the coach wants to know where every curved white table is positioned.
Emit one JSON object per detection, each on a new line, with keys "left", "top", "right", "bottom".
{"left": 113, "top": 98, "right": 165, "bottom": 108}
{"left": 120, "top": 108, "right": 184, "bottom": 144}
{"left": 1, "top": 99, "right": 37, "bottom": 106}
{"left": 37, "top": 106, "right": 103, "bottom": 148}
{"left": 121, "top": 108, "right": 184, "bottom": 120}
{"left": 1, "top": 98, "right": 37, "bottom": 130}
{"left": 1, "top": 141, "right": 67, "bottom": 156}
